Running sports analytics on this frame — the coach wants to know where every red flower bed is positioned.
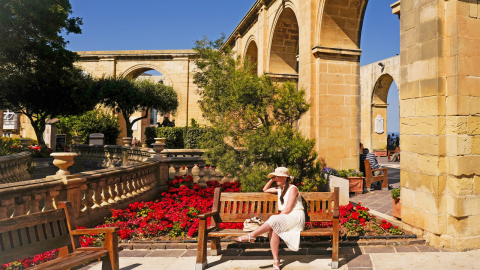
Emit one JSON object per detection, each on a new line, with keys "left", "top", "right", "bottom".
{"left": 1, "top": 250, "right": 59, "bottom": 270}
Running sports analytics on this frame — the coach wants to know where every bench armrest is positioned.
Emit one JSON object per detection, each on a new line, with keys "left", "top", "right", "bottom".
{"left": 199, "top": 211, "right": 218, "bottom": 220}
{"left": 71, "top": 227, "right": 119, "bottom": 235}
{"left": 371, "top": 168, "right": 388, "bottom": 172}
{"left": 333, "top": 209, "right": 339, "bottom": 219}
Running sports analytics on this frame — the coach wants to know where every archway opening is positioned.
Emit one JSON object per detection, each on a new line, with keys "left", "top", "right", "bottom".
{"left": 371, "top": 74, "right": 399, "bottom": 153}
{"left": 269, "top": 8, "right": 299, "bottom": 76}
{"left": 244, "top": 40, "right": 258, "bottom": 75}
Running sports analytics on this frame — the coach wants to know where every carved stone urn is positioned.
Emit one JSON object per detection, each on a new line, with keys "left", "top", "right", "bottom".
{"left": 51, "top": 153, "right": 78, "bottom": 176}
{"left": 123, "top": 137, "right": 132, "bottom": 147}
{"left": 151, "top": 138, "right": 166, "bottom": 158}
{"left": 72, "top": 136, "right": 82, "bottom": 144}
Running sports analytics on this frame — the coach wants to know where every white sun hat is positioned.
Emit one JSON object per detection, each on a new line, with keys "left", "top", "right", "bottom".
{"left": 267, "top": 167, "right": 290, "bottom": 178}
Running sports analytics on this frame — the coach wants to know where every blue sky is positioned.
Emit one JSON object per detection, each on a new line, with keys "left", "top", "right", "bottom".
{"left": 65, "top": 0, "right": 400, "bottom": 132}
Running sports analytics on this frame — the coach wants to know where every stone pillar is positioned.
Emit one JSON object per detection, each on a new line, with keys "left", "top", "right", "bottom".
{"left": 257, "top": 1, "right": 269, "bottom": 74}
{"left": 311, "top": 48, "right": 362, "bottom": 170}
{"left": 399, "top": 0, "right": 480, "bottom": 251}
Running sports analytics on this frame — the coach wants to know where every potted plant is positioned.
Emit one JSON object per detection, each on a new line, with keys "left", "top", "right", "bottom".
{"left": 338, "top": 169, "right": 364, "bottom": 194}
{"left": 391, "top": 188, "right": 401, "bottom": 219}
{"left": 374, "top": 148, "right": 387, "bottom": 157}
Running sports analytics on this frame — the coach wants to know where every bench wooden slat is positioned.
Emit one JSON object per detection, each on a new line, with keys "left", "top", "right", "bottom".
{"left": 0, "top": 234, "right": 71, "bottom": 265}
{"left": 221, "top": 192, "right": 277, "bottom": 201}
{"left": 45, "top": 222, "right": 54, "bottom": 239}
{"left": 30, "top": 250, "right": 108, "bottom": 270}
{"left": 208, "top": 227, "right": 334, "bottom": 238}
{"left": 239, "top": 200, "right": 244, "bottom": 214}
{"left": 19, "top": 228, "right": 30, "bottom": 246}
{"left": 0, "top": 209, "right": 66, "bottom": 233}
{"left": 36, "top": 224, "right": 45, "bottom": 242}
{"left": 53, "top": 220, "right": 62, "bottom": 237}
{"left": 226, "top": 201, "right": 231, "bottom": 214}
{"left": 59, "top": 219, "right": 68, "bottom": 236}
{"left": 11, "top": 230, "right": 21, "bottom": 250}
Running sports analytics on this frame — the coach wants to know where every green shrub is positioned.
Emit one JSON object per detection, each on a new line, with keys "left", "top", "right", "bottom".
{"left": 391, "top": 188, "right": 400, "bottom": 200}
{"left": 144, "top": 127, "right": 215, "bottom": 149}
{"left": 0, "top": 138, "right": 21, "bottom": 156}
{"left": 58, "top": 109, "right": 121, "bottom": 145}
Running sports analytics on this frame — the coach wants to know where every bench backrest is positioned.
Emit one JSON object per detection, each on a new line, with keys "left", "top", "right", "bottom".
{"left": 212, "top": 187, "right": 339, "bottom": 223}
{"left": 0, "top": 202, "right": 77, "bottom": 265}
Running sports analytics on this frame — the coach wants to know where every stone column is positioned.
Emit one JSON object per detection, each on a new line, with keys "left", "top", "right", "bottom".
{"left": 399, "top": 0, "right": 480, "bottom": 251}
{"left": 311, "top": 48, "right": 362, "bottom": 170}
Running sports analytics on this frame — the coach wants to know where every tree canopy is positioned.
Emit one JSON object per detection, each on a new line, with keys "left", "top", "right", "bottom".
{"left": 193, "top": 36, "right": 324, "bottom": 192}
{"left": 0, "top": 0, "right": 99, "bottom": 154}
{"left": 98, "top": 77, "right": 179, "bottom": 138}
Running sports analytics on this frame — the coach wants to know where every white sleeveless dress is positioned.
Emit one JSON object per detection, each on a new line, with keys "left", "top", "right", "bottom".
{"left": 265, "top": 185, "right": 305, "bottom": 251}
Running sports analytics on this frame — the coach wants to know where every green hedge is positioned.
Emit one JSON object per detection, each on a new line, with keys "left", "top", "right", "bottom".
{"left": 144, "top": 127, "right": 214, "bottom": 149}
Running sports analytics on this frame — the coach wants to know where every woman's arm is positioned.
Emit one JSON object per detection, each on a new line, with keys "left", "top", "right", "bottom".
{"left": 281, "top": 186, "right": 299, "bottom": 215}
{"left": 263, "top": 178, "right": 278, "bottom": 194}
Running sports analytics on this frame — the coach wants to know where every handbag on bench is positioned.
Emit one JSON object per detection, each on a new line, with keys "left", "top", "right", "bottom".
{"left": 243, "top": 217, "right": 269, "bottom": 237}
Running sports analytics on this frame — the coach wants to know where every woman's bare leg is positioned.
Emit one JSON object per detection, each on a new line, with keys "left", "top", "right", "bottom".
{"left": 270, "top": 230, "right": 280, "bottom": 269}
{"left": 235, "top": 223, "right": 272, "bottom": 241}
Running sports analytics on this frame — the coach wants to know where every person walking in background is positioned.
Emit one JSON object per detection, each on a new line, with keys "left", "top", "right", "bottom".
{"left": 387, "top": 135, "right": 392, "bottom": 151}
{"left": 395, "top": 134, "right": 400, "bottom": 148}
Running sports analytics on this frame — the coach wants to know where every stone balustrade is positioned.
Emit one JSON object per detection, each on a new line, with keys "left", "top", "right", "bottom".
{"left": 0, "top": 160, "right": 160, "bottom": 227}
{"left": 0, "top": 151, "right": 32, "bottom": 184}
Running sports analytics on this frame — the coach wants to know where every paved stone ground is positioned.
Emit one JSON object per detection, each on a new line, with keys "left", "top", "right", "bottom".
{"left": 78, "top": 247, "right": 478, "bottom": 270}
{"left": 349, "top": 157, "right": 400, "bottom": 216}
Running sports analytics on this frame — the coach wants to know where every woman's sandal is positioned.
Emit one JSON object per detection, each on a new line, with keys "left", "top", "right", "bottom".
{"left": 235, "top": 233, "right": 255, "bottom": 243}
{"left": 273, "top": 260, "right": 280, "bottom": 270}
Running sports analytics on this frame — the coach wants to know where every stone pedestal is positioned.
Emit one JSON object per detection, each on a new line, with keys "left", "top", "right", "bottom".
{"left": 123, "top": 137, "right": 132, "bottom": 147}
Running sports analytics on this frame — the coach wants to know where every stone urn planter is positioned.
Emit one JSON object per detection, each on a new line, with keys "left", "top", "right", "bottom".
{"left": 51, "top": 152, "right": 78, "bottom": 176}
{"left": 393, "top": 198, "right": 401, "bottom": 219}
{"left": 72, "top": 136, "right": 82, "bottom": 144}
{"left": 123, "top": 137, "right": 132, "bottom": 147}
{"left": 347, "top": 177, "right": 364, "bottom": 194}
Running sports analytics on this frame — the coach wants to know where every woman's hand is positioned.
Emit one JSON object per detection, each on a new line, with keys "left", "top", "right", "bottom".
{"left": 263, "top": 178, "right": 278, "bottom": 194}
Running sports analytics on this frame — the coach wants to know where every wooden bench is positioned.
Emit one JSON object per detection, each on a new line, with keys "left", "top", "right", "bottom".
{"left": 364, "top": 160, "right": 388, "bottom": 191}
{"left": 0, "top": 201, "right": 119, "bottom": 270}
{"left": 196, "top": 187, "right": 340, "bottom": 269}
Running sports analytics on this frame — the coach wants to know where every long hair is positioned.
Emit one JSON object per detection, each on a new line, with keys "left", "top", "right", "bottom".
{"left": 279, "top": 178, "right": 290, "bottom": 204}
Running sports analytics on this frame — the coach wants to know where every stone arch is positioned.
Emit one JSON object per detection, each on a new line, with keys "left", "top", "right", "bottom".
{"left": 267, "top": 3, "right": 300, "bottom": 75}
{"left": 244, "top": 36, "right": 259, "bottom": 74}
{"left": 372, "top": 73, "right": 395, "bottom": 105}
{"left": 315, "top": 0, "right": 368, "bottom": 50}
{"left": 119, "top": 64, "right": 174, "bottom": 86}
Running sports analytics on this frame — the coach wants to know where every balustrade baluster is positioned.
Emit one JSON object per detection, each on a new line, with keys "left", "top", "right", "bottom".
{"left": 124, "top": 176, "right": 133, "bottom": 198}
{"left": 211, "top": 166, "right": 217, "bottom": 181}
{"left": 131, "top": 174, "right": 139, "bottom": 196}
{"left": 108, "top": 179, "right": 117, "bottom": 204}
{"left": 43, "top": 191, "right": 59, "bottom": 211}
{"left": 92, "top": 183, "right": 102, "bottom": 209}
{"left": 186, "top": 164, "right": 194, "bottom": 177}
{"left": 139, "top": 172, "right": 146, "bottom": 193}
{"left": 173, "top": 164, "right": 182, "bottom": 178}
{"left": 115, "top": 178, "right": 123, "bottom": 202}
{"left": 100, "top": 180, "right": 111, "bottom": 206}
{"left": 28, "top": 194, "right": 43, "bottom": 214}
{"left": 83, "top": 183, "right": 94, "bottom": 211}
{"left": 11, "top": 196, "right": 30, "bottom": 217}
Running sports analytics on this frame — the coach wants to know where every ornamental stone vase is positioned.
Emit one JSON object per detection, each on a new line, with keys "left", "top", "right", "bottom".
{"left": 72, "top": 136, "right": 82, "bottom": 144}
{"left": 19, "top": 139, "right": 31, "bottom": 148}
{"left": 51, "top": 152, "right": 78, "bottom": 176}
{"left": 123, "top": 137, "right": 132, "bottom": 147}
{"left": 151, "top": 138, "right": 166, "bottom": 157}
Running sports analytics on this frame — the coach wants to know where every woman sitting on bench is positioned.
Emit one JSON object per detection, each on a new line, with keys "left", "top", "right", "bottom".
{"left": 235, "top": 167, "right": 305, "bottom": 270}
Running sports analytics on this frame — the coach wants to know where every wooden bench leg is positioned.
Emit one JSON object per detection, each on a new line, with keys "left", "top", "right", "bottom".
{"left": 196, "top": 219, "right": 208, "bottom": 270}
{"left": 211, "top": 237, "right": 221, "bottom": 256}
{"left": 382, "top": 173, "right": 389, "bottom": 191}
{"left": 332, "top": 219, "right": 339, "bottom": 269}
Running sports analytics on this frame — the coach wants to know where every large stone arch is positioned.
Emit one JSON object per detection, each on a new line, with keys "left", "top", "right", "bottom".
{"left": 360, "top": 56, "right": 400, "bottom": 152}
{"left": 267, "top": 2, "right": 300, "bottom": 76}
{"left": 119, "top": 63, "right": 174, "bottom": 86}
{"left": 243, "top": 36, "right": 259, "bottom": 75}
{"left": 315, "top": 0, "right": 368, "bottom": 50}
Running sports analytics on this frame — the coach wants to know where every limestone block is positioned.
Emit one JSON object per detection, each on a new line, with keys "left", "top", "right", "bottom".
{"left": 419, "top": 154, "right": 445, "bottom": 175}
{"left": 421, "top": 174, "right": 446, "bottom": 195}
{"left": 447, "top": 176, "right": 473, "bottom": 196}
{"left": 416, "top": 191, "right": 446, "bottom": 214}
{"left": 401, "top": 152, "right": 419, "bottom": 172}
{"left": 446, "top": 116, "right": 468, "bottom": 135}
{"left": 401, "top": 169, "right": 422, "bottom": 190}
{"left": 420, "top": 136, "right": 446, "bottom": 156}
{"left": 423, "top": 231, "right": 454, "bottom": 250}
{"left": 401, "top": 204, "right": 425, "bottom": 229}
{"left": 446, "top": 135, "right": 472, "bottom": 156}
{"left": 467, "top": 116, "right": 480, "bottom": 135}
{"left": 423, "top": 212, "right": 447, "bottom": 235}
{"left": 474, "top": 176, "right": 480, "bottom": 195}
{"left": 448, "top": 156, "right": 480, "bottom": 176}
{"left": 453, "top": 235, "right": 480, "bottom": 251}
{"left": 446, "top": 194, "right": 477, "bottom": 217}
{"left": 415, "top": 96, "right": 446, "bottom": 116}
{"left": 401, "top": 187, "right": 417, "bottom": 208}
{"left": 399, "top": 99, "right": 416, "bottom": 117}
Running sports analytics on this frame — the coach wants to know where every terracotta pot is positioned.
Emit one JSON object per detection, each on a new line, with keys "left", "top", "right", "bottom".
{"left": 392, "top": 198, "right": 401, "bottom": 219}
{"left": 347, "top": 177, "right": 364, "bottom": 194}
{"left": 374, "top": 151, "right": 387, "bottom": 157}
